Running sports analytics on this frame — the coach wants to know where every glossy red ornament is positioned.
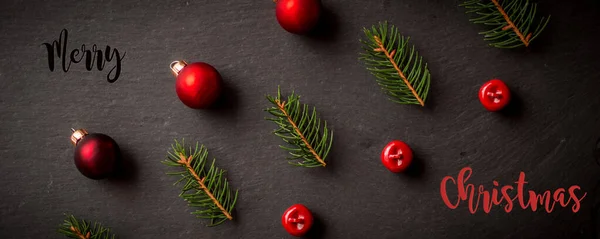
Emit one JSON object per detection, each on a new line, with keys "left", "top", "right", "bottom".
{"left": 282, "top": 204, "right": 314, "bottom": 237}
{"left": 70, "top": 129, "right": 120, "bottom": 179}
{"left": 479, "top": 79, "right": 511, "bottom": 112}
{"left": 170, "top": 60, "right": 222, "bottom": 109}
{"left": 381, "top": 140, "right": 413, "bottom": 173}
{"left": 276, "top": 0, "right": 321, "bottom": 34}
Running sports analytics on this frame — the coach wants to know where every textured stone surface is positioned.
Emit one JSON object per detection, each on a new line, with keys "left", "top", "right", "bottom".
{"left": 1, "top": 0, "right": 600, "bottom": 238}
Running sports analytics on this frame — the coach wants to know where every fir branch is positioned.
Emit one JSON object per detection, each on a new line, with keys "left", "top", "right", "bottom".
{"left": 265, "top": 87, "right": 333, "bottom": 168}
{"left": 461, "top": 0, "right": 550, "bottom": 48}
{"left": 58, "top": 214, "right": 115, "bottom": 239}
{"left": 163, "top": 140, "right": 238, "bottom": 226}
{"left": 359, "top": 22, "right": 431, "bottom": 106}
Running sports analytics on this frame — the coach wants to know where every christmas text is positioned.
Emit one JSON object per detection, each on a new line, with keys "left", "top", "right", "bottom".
{"left": 440, "top": 167, "right": 587, "bottom": 213}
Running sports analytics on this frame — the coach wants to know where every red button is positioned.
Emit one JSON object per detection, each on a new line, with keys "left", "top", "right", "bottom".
{"left": 479, "top": 79, "right": 511, "bottom": 111}
{"left": 282, "top": 204, "right": 313, "bottom": 237}
{"left": 381, "top": 140, "right": 413, "bottom": 173}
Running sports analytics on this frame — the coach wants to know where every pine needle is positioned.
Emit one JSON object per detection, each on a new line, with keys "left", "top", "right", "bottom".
{"left": 461, "top": 0, "right": 551, "bottom": 48}
{"left": 265, "top": 87, "right": 333, "bottom": 168}
{"left": 162, "top": 140, "right": 239, "bottom": 226}
{"left": 359, "top": 22, "right": 431, "bottom": 106}
{"left": 58, "top": 214, "right": 116, "bottom": 239}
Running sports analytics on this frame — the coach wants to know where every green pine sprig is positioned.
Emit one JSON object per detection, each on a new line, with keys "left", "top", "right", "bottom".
{"left": 163, "top": 140, "right": 239, "bottom": 226}
{"left": 265, "top": 87, "right": 333, "bottom": 168}
{"left": 58, "top": 214, "right": 116, "bottom": 239}
{"left": 359, "top": 22, "right": 431, "bottom": 106}
{"left": 461, "top": 0, "right": 550, "bottom": 48}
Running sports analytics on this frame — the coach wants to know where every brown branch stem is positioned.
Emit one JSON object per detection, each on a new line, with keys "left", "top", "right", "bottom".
{"left": 177, "top": 154, "right": 233, "bottom": 220}
{"left": 373, "top": 36, "right": 425, "bottom": 106}
{"left": 70, "top": 226, "right": 90, "bottom": 239}
{"left": 275, "top": 100, "right": 327, "bottom": 167}
{"left": 491, "top": 0, "right": 532, "bottom": 46}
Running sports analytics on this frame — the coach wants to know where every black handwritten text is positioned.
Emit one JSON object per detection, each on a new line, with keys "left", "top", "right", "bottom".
{"left": 42, "top": 29, "right": 125, "bottom": 83}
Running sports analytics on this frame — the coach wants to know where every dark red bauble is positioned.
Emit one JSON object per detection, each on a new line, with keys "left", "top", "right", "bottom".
{"left": 381, "top": 140, "right": 413, "bottom": 173}
{"left": 170, "top": 60, "right": 222, "bottom": 109}
{"left": 479, "top": 79, "right": 511, "bottom": 112}
{"left": 71, "top": 129, "right": 120, "bottom": 180}
{"left": 276, "top": 0, "right": 321, "bottom": 34}
{"left": 282, "top": 204, "right": 314, "bottom": 237}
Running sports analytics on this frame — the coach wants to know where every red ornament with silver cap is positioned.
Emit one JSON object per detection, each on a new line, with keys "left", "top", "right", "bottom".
{"left": 381, "top": 140, "right": 413, "bottom": 173}
{"left": 282, "top": 204, "right": 314, "bottom": 237}
{"left": 70, "top": 128, "right": 121, "bottom": 179}
{"left": 170, "top": 60, "right": 222, "bottom": 109}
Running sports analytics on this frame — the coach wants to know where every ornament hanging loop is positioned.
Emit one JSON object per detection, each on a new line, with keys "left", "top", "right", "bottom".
{"left": 170, "top": 60, "right": 188, "bottom": 76}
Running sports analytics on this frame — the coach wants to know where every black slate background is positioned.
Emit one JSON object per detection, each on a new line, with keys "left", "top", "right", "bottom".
{"left": 1, "top": 0, "right": 600, "bottom": 238}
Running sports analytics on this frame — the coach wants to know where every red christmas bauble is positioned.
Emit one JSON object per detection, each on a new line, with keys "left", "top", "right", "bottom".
{"left": 170, "top": 60, "right": 222, "bottom": 109}
{"left": 381, "top": 140, "right": 413, "bottom": 173}
{"left": 479, "top": 79, "right": 511, "bottom": 112}
{"left": 276, "top": 0, "right": 321, "bottom": 34}
{"left": 282, "top": 204, "right": 314, "bottom": 237}
{"left": 70, "top": 129, "right": 120, "bottom": 179}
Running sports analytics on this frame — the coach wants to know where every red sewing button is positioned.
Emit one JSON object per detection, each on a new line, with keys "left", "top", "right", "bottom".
{"left": 381, "top": 140, "right": 413, "bottom": 173}
{"left": 282, "top": 204, "right": 314, "bottom": 237}
{"left": 479, "top": 79, "right": 511, "bottom": 111}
